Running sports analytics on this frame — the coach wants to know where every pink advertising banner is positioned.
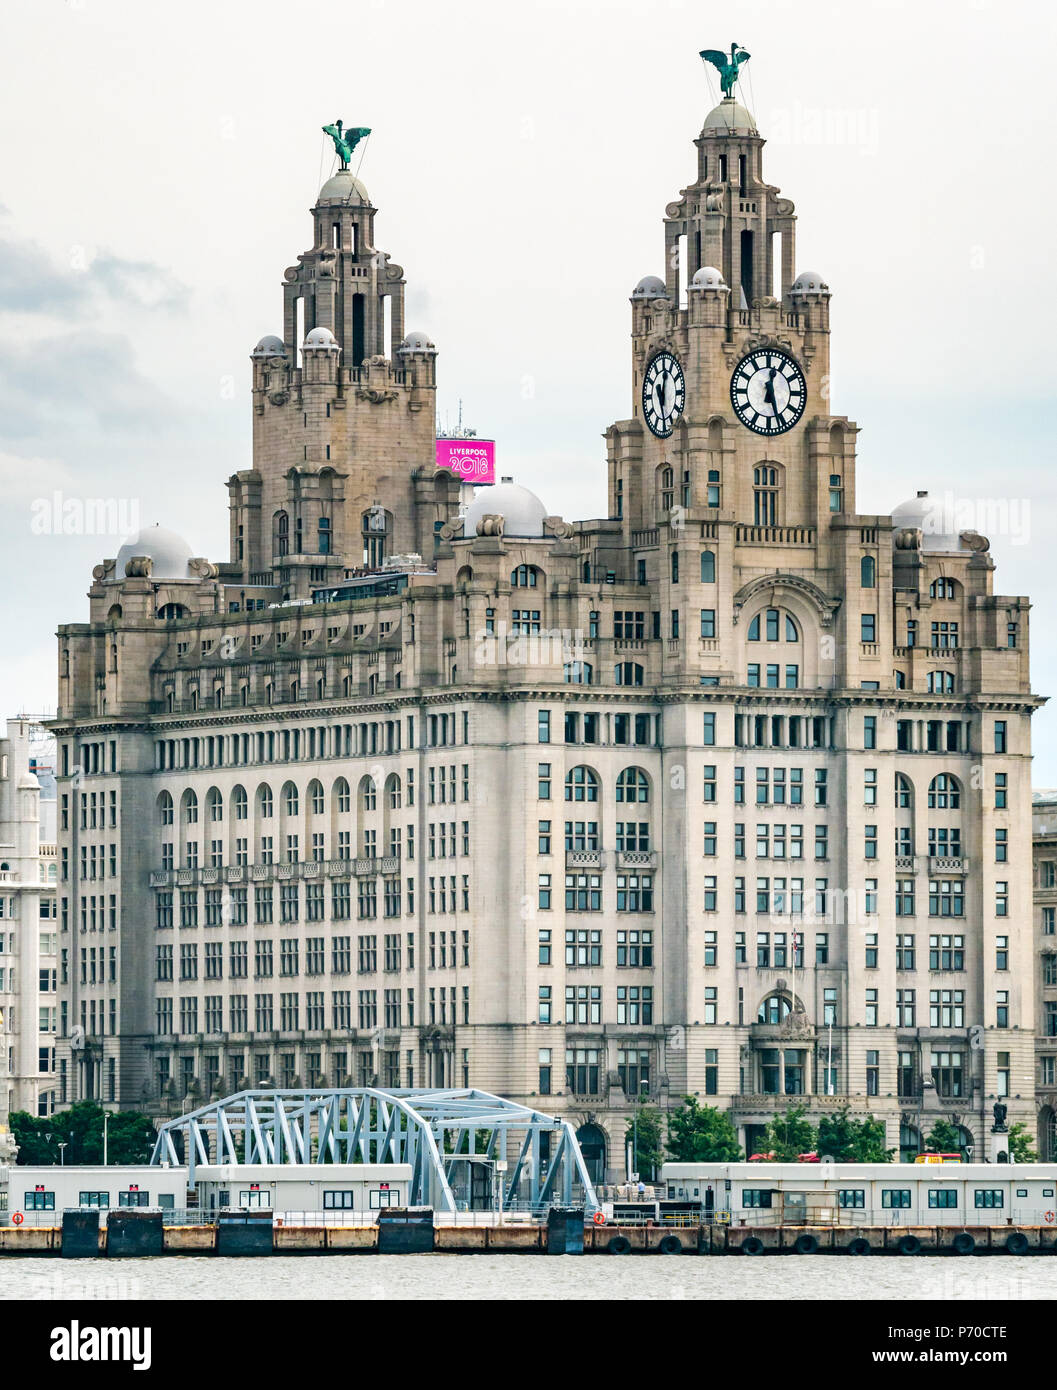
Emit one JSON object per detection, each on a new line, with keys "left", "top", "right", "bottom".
{"left": 435, "top": 438, "right": 496, "bottom": 484}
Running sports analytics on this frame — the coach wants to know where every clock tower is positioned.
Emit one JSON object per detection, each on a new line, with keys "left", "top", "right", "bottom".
{"left": 606, "top": 89, "right": 857, "bottom": 533}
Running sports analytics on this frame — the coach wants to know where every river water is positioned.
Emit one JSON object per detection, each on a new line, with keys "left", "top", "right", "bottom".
{"left": 2, "top": 1255, "right": 1054, "bottom": 1301}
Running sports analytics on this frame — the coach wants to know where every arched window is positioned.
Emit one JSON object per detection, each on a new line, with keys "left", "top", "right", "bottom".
{"left": 157, "top": 791, "right": 174, "bottom": 827}
{"left": 895, "top": 773, "right": 913, "bottom": 810}
{"left": 564, "top": 661, "right": 593, "bottom": 685}
{"left": 232, "top": 785, "right": 248, "bottom": 821}
{"left": 283, "top": 783, "right": 299, "bottom": 817}
{"left": 670, "top": 550, "right": 679, "bottom": 583}
{"left": 275, "top": 510, "right": 289, "bottom": 557}
{"left": 616, "top": 767, "right": 650, "bottom": 803}
{"left": 334, "top": 777, "right": 351, "bottom": 814}
{"left": 359, "top": 776, "right": 377, "bottom": 812}
{"left": 927, "top": 670, "right": 955, "bottom": 693}
{"left": 861, "top": 555, "right": 876, "bottom": 588}
{"left": 183, "top": 790, "right": 198, "bottom": 824}
{"left": 615, "top": 662, "right": 644, "bottom": 686}
{"left": 207, "top": 788, "right": 223, "bottom": 822}
{"left": 318, "top": 515, "right": 331, "bottom": 555}
{"left": 747, "top": 608, "right": 798, "bottom": 642}
{"left": 659, "top": 465, "right": 674, "bottom": 512}
{"left": 511, "top": 565, "right": 541, "bottom": 588}
{"left": 894, "top": 669, "right": 907, "bottom": 689}
{"left": 308, "top": 779, "right": 325, "bottom": 815}
{"left": 157, "top": 603, "right": 189, "bottom": 621}
{"left": 701, "top": 550, "right": 716, "bottom": 584}
{"left": 257, "top": 784, "right": 274, "bottom": 819}
{"left": 757, "top": 992, "right": 792, "bottom": 1025}
{"left": 930, "top": 578, "right": 956, "bottom": 600}
{"left": 753, "top": 465, "right": 779, "bottom": 526}
{"left": 928, "top": 774, "right": 961, "bottom": 810}
{"left": 581, "top": 559, "right": 591, "bottom": 583}
{"left": 564, "top": 766, "right": 599, "bottom": 803}
{"left": 385, "top": 774, "right": 402, "bottom": 809}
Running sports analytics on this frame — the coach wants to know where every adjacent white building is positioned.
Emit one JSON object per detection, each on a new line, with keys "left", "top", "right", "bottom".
{"left": 0, "top": 719, "right": 59, "bottom": 1156}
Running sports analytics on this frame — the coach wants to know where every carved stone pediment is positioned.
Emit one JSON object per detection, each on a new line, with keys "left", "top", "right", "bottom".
{"left": 476, "top": 513, "right": 504, "bottom": 537}
{"left": 733, "top": 573, "right": 841, "bottom": 628}
{"left": 124, "top": 555, "right": 153, "bottom": 579}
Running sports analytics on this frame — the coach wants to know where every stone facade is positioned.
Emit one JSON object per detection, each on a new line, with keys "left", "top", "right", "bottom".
{"left": 52, "top": 85, "right": 1041, "bottom": 1178}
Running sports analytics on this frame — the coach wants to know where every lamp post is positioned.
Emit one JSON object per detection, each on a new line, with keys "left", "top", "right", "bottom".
{"left": 103, "top": 1111, "right": 109, "bottom": 1168}
{"left": 58, "top": 1142, "right": 67, "bottom": 1166}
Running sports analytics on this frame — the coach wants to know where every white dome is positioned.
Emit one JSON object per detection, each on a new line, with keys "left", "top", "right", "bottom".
{"left": 890, "top": 491, "right": 969, "bottom": 553}
{"left": 399, "top": 329, "right": 436, "bottom": 353}
{"left": 691, "top": 265, "right": 727, "bottom": 289}
{"left": 251, "top": 334, "right": 286, "bottom": 358}
{"left": 631, "top": 275, "right": 668, "bottom": 300}
{"left": 114, "top": 524, "right": 197, "bottom": 581}
{"left": 303, "top": 326, "right": 340, "bottom": 352}
{"left": 16, "top": 770, "right": 39, "bottom": 791}
{"left": 463, "top": 479, "right": 548, "bottom": 539}
{"left": 702, "top": 98, "right": 757, "bottom": 134}
{"left": 317, "top": 170, "right": 370, "bottom": 205}
{"left": 791, "top": 270, "right": 829, "bottom": 295}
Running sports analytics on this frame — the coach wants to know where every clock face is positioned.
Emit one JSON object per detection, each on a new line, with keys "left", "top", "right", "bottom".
{"left": 730, "top": 349, "right": 806, "bottom": 435}
{"left": 642, "top": 352, "right": 685, "bottom": 438}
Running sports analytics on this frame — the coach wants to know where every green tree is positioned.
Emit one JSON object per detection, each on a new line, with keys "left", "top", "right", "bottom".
{"left": 923, "top": 1118, "right": 964, "bottom": 1155}
{"left": 625, "top": 1105, "right": 663, "bottom": 1179}
{"left": 816, "top": 1107, "right": 894, "bottom": 1163}
{"left": 1007, "top": 1122, "right": 1038, "bottom": 1163}
{"left": 757, "top": 1104, "right": 817, "bottom": 1161}
{"left": 666, "top": 1096, "right": 742, "bottom": 1162}
{"left": 9, "top": 1103, "right": 156, "bottom": 1165}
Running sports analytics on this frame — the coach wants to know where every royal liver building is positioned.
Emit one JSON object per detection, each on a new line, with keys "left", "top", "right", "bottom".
{"left": 54, "top": 65, "right": 1038, "bottom": 1176}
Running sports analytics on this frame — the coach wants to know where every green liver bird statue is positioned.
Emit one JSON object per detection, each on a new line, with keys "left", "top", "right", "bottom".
{"left": 322, "top": 120, "right": 372, "bottom": 170}
{"left": 699, "top": 43, "right": 751, "bottom": 98}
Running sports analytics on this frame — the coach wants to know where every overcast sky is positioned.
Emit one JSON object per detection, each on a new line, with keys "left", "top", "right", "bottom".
{"left": 3, "top": 0, "right": 1056, "bottom": 775}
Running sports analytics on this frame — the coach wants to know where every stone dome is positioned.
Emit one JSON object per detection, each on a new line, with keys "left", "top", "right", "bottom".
{"left": 317, "top": 170, "right": 370, "bottom": 205}
{"left": 16, "top": 769, "right": 39, "bottom": 791}
{"left": 631, "top": 275, "right": 668, "bottom": 300}
{"left": 890, "top": 491, "right": 968, "bottom": 553}
{"left": 791, "top": 270, "right": 829, "bottom": 295}
{"left": 691, "top": 265, "right": 727, "bottom": 289}
{"left": 702, "top": 98, "right": 758, "bottom": 134}
{"left": 251, "top": 334, "right": 286, "bottom": 359}
{"left": 463, "top": 478, "right": 548, "bottom": 539}
{"left": 114, "top": 524, "right": 197, "bottom": 581}
{"left": 398, "top": 329, "right": 436, "bottom": 354}
{"left": 303, "top": 326, "right": 340, "bottom": 352}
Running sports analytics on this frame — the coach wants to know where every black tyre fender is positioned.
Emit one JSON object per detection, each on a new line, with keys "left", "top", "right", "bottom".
{"left": 898, "top": 1235, "right": 922, "bottom": 1256}
{"left": 658, "top": 1233, "right": 683, "bottom": 1256}
{"left": 741, "top": 1236, "right": 765, "bottom": 1256}
{"left": 607, "top": 1235, "right": 632, "bottom": 1256}
{"left": 1005, "top": 1232, "right": 1029, "bottom": 1256}
{"left": 953, "top": 1232, "right": 976, "bottom": 1256}
{"left": 794, "top": 1233, "right": 819, "bottom": 1255}
{"left": 848, "top": 1237, "right": 871, "bottom": 1256}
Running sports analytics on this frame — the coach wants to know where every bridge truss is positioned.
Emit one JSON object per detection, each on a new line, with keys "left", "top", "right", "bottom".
{"left": 150, "top": 1087, "right": 600, "bottom": 1214}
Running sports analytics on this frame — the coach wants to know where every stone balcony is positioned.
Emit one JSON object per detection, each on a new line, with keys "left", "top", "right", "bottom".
{"left": 566, "top": 850, "right": 604, "bottom": 870}
{"left": 149, "top": 855, "right": 401, "bottom": 889}
{"left": 616, "top": 850, "right": 658, "bottom": 871}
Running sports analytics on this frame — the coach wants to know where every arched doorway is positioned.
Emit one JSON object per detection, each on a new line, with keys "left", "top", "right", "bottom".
{"left": 576, "top": 1123, "right": 607, "bottom": 1185}
{"left": 899, "top": 1122, "right": 921, "bottom": 1164}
